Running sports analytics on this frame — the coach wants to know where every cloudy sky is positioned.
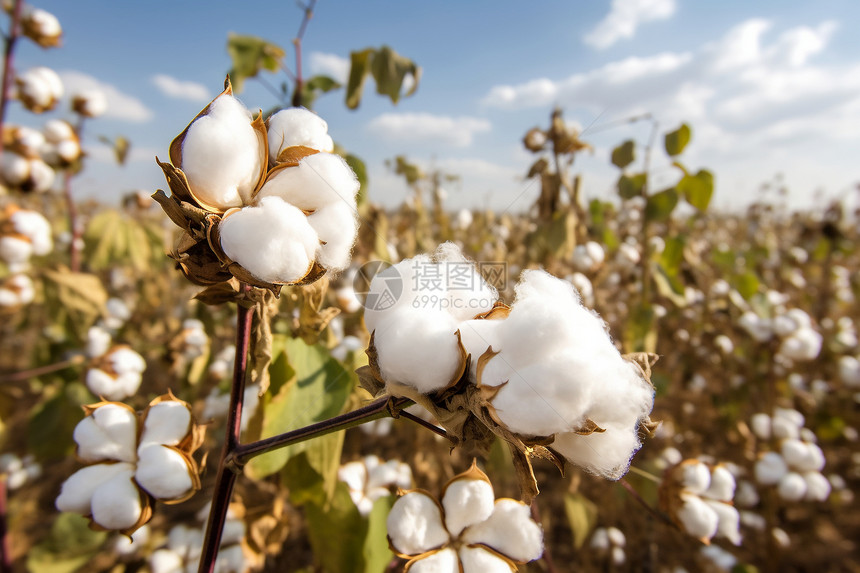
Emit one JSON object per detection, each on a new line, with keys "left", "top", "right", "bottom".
{"left": 7, "top": 0, "right": 860, "bottom": 211}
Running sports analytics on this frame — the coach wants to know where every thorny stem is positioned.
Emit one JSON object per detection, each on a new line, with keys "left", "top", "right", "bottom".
{"left": 0, "top": 354, "right": 85, "bottom": 383}
{"left": 0, "top": 0, "right": 23, "bottom": 156}
{"left": 198, "top": 294, "right": 254, "bottom": 573}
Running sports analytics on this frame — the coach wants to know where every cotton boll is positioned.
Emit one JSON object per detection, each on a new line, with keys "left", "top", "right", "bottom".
{"left": 572, "top": 241, "right": 605, "bottom": 272}
{"left": 458, "top": 546, "right": 515, "bottom": 572}
{"left": 455, "top": 208, "right": 473, "bottom": 230}
{"left": 777, "top": 472, "right": 807, "bottom": 502}
{"left": 113, "top": 524, "right": 150, "bottom": 556}
{"left": 373, "top": 307, "right": 463, "bottom": 393}
{"left": 755, "top": 452, "right": 788, "bottom": 485}
{"left": 21, "top": 7, "right": 62, "bottom": 45}
{"left": 779, "top": 328, "right": 822, "bottom": 362}
{"left": 86, "top": 368, "right": 133, "bottom": 401}
{"left": 568, "top": 272, "right": 594, "bottom": 307}
{"left": 10, "top": 209, "right": 52, "bottom": 255}
{"left": 387, "top": 492, "right": 450, "bottom": 556}
{"left": 56, "top": 462, "right": 135, "bottom": 515}
{"left": 56, "top": 139, "right": 80, "bottom": 163}
{"left": 771, "top": 416, "right": 800, "bottom": 441}
{"left": 551, "top": 422, "right": 643, "bottom": 480}
{"left": 73, "top": 404, "right": 138, "bottom": 463}
{"left": 839, "top": 356, "right": 860, "bottom": 388}
{"left": 676, "top": 493, "right": 719, "bottom": 542}
{"left": 458, "top": 318, "right": 502, "bottom": 380}
{"left": 739, "top": 312, "right": 772, "bottom": 342}
{"left": 700, "top": 545, "right": 738, "bottom": 571}
{"left": 714, "top": 335, "right": 734, "bottom": 355}
{"left": 219, "top": 196, "right": 319, "bottom": 284}
{"left": 28, "top": 158, "right": 54, "bottom": 192}
{"left": 179, "top": 93, "right": 262, "bottom": 210}
{"left": 704, "top": 466, "right": 736, "bottom": 501}
{"left": 442, "top": 478, "right": 495, "bottom": 537}
{"left": 607, "top": 526, "right": 625, "bottom": 547}
{"left": 803, "top": 472, "right": 831, "bottom": 502}
{"left": 734, "top": 480, "right": 759, "bottom": 508}
{"left": 1, "top": 152, "right": 29, "bottom": 185}
{"left": 679, "top": 461, "right": 712, "bottom": 495}
{"left": 17, "top": 67, "right": 63, "bottom": 111}
{"left": 306, "top": 201, "right": 357, "bottom": 271}
{"left": 409, "top": 548, "right": 459, "bottom": 573}
{"left": 90, "top": 467, "right": 143, "bottom": 530}
{"left": 266, "top": 108, "right": 333, "bottom": 162}
{"left": 135, "top": 445, "right": 194, "bottom": 500}
{"left": 139, "top": 401, "right": 192, "bottom": 447}
{"left": 590, "top": 528, "right": 610, "bottom": 550}
{"left": 87, "top": 328, "right": 112, "bottom": 360}
{"left": 461, "top": 499, "right": 543, "bottom": 562}
{"left": 363, "top": 256, "right": 429, "bottom": 331}
{"left": 72, "top": 90, "right": 108, "bottom": 118}
{"left": 367, "top": 459, "right": 412, "bottom": 492}
{"left": 0, "top": 236, "right": 32, "bottom": 267}
{"left": 442, "top": 269, "right": 497, "bottom": 323}
{"left": 256, "top": 152, "right": 359, "bottom": 211}
{"left": 704, "top": 500, "right": 741, "bottom": 545}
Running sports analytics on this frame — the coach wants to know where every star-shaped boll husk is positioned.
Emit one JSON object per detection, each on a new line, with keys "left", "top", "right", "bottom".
{"left": 55, "top": 392, "right": 206, "bottom": 535}
{"left": 153, "top": 77, "right": 359, "bottom": 295}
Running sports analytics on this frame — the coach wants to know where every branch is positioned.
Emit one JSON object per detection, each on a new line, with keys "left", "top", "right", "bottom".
{"left": 0, "top": 0, "right": 24, "bottom": 156}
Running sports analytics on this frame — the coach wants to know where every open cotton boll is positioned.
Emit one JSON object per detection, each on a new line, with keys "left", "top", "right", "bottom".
{"left": 139, "top": 401, "right": 192, "bottom": 448}
{"left": 779, "top": 328, "right": 822, "bottom": 362}
{"left": 387, "top": 491, "right": 450, "bottom": 556}
{"left": 86, "top": 326, "right": 112, "bottom": 358}
{"left": 85, "top": 368, "right": 140, "bottom": 401}
{"left": 43, "top": 119, "right": 74, "bottom": 143}
{"left": 11, "top": 209, "right": 52, "bottom": 255}
{"left": 266, "top": 108, "right": 334, "bottom": 161}
{"left": 367, "top": 459, "right": 412, "bottom": 492}
{"left": 461, "top": 499, "right": 543, "bottom": 562}
{"left": 458, "top": 546, "right": 514, "bottom": 572}
{"left": 755, "top": 452, "right": 788, "bottom": 485}
{"left": 306, "top": 201, "right": 357, "bottom": 270}
{"left": 28, "top": 158, "right": 54, "bottom": 192}
{"left": 458, "top": 318, "right": 502, "bottom": 379}
{"left": 839, "top": 356, "right": 860, "bottom": 387}
{"left": 738, "top": 312, "right": 772, "bottom": 343}
{"left": 363, "top": 254, "right": 433, "bottom": 331}
{"left": 219, "top": 196, "right": 319, "bottom": 283}
{"left": 0, "top": 236, "right": 32, "bottom": 266}
{"left": 91, "top": 468, "right": 143, "bottom": 530}
{"left": 373, "top": 307, "right": 463, "bottom": 393}
{"left": 56, "top": 462, "right": 135, "bottom": 515}
{"left": 704, "top": 500, "right": 741, "bottom": 545}
{"left": 1, "top": 152, "right": 29, "bottom": 184}
{"left": 568, "top": 272, "right": 594, "bottom": 307}
{"left": 679, "top": 461, "right": 712, "bottom": 495}
{"left": 110, "top": 347, "right": 146, "bottom": 375}
{"left": 676, "top": 493, "right": 718, "bottom": 542}
{"left": 803, "top": 471, "right": 831, "bottom": 501}
{"left": 572, "top": 241, "right": 605, "bottom": 272}
{"left": 135, "top": 444, "right": 194, "bottom": 500}
{"left": 777, "top": 472, "right": 807, "bottom": 502}
{"left": 409, "top": 548, "right": 459, "bottom": 573}
{"left": 703, "top": 466, "right": 736, "bottom": 501}
{"left": 72, "top": 90, "right": 108, "bottom": 118}
{"left": 17, "top": 67, "right": 63, "bottom": 109}
{"left": 552, "top": 422, "right": 644, "bottom": 480}
{"left": 256, "top": 152, "right": 359, "bottom": 211}
{"left": 73, "top": 404, "right": 138, "bottom": 463}
{"left": 441, "top": 478, "right": 495, "bottom": 536}
{"left": 179, "top": 94, "right": 262, "bottom": 210}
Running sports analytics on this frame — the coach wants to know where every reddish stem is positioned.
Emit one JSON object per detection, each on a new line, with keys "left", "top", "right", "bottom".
{"left": 0, "top": 0, "right": 23, "bottom": 155}
{"left": 0, "top": 478, "right": 10, "bottom": 573}
{"left": 198, "top": 297, "right": 254, "bottom": 573}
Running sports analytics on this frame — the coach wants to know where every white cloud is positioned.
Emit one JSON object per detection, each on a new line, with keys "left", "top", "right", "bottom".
{"left": 484, "top": 18, "right": 859, "bottom": 208}
{"left": 584, "top": 0, "right": 676, "bottom": 50}
{"left": 308, "top": 52, "right": 350, "bottom": 84}
{"left": 58, "top": 71, "right": 153, "bottom": 122}
{"left": 367, "top": 113, "right": 491, "bottom": 147}
{"left": 151, "top": 74, "right": 211, "bottom": 102}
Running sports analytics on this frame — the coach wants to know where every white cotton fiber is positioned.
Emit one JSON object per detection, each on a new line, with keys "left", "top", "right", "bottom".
{"left": 55, "top": 462, "right": 135, "bottom": 515}
{"left": 679, "top": 461, "right": 712, "bottom": 496}
{"left": 91, "top": 467, "right": 142, "bottom": 530}
{"left": 755, "top": 452, "right": 788, "bottom": 485}
{"left": 705, "top": 500, "right": 741, "bottom": 545}
{"left": 802, "top": 471, "right": 831, "bottom": 502}
{"left": 551, "top": 422, "right": 643, "bottom": 480}
{"left": 676, "top": 493, "right": 718, "bottom": 541}
{"left": 461, "top": 498, "right": 543, "bottom": 562}
{"left": 139, "top": 401, "right": 192, "bottom": 447}
{"left": 256, "top": 152, "right": 359, "bottom": 211}
{"left": 73, "top": 404, "right": 138, "bottom": 463}
{"left": 386, "top": 491, "right": 449, "bottom": 556}
{"left": 219, "top": 196, "right": 319, "bottom": 283}
{"left": 777, "top": 472, "right": 807, "bottom": 502}
{"left": 180, "top": 93, "right": 262, "bottom": 210}
{"left": 703, "top": 465, "right": 736, "bottom": 501}
{"left": 409, "top": 548, "right": 459, "bottom": 573}
{"left": 307, "top": 201, "right": 357, "bottom": 270}
{"left": 441, "top": 477, "right": 495, "bottom": 536}
{"left": 135, "top": 444, "right": 193, "bottom": 500}
{"left": 267, "top": 108, "right": 334, "bottom": 162}
{"left": 11, "top": 209, "right": 52, "bottom": 255}
{"left": 458, "top": 546, "right": 513, "bottom": 572}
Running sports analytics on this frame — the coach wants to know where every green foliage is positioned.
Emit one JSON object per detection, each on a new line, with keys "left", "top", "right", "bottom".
{"left": 617, "top": 173, "right": 647, "bottom": 200}
{"left": 664, "top": 123, "right": 691, "bottom": 156}
{"left": 588, "top": 199, "right": 619, "bottom": 250}
{"left": 227, "top": 33, "right": 286, "bottom": 93}
{"left": 654, "top": 236, "right": 688, "bottom": 306}
{"left": 611, "top": 140, "right": 636, "bottom": 169}
{"left": 26, "top": 513, "right": 107, "bottom": 573}
{"left": 345, "top": 153, "right": 368, "bottom": 207}
{"left": 96, "top": 135, "right": 130, "bottom": 165}
{"left": 624, "top": 304, "right": 657, "bottom": 353}
{"left": 645, "top": 188, "right": 679, "bottom": 220}
{"left": 27, "top": 383, "right": 89, "bottom": 460}
{"left": 677, "top": 169, "right": 714, "bottom": 211}
{"left": 733, "top": 270, "right": 761, "bottom": 300}
{"left": 83, "top": 210, "right": 165, "bottom": 272}
{"left": 300, "top": 75, "right": 342, "bottom": 109}
{"left": 564, "top": 492, "right": 597, "bottom": 549}
{"left": 346, "top": 46, "right": 420, "bottom": 109}
{"left": 389, "top": 155, "right": 424, "bottom": 185}
{"left": 41, "top": 269, "right": 108, "bottom": 342}
{"left": 245, "top": 338, "right": 352, "bottom": 502}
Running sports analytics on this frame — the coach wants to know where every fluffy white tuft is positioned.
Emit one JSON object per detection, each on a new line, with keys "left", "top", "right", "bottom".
{"left": 256, "top": 152, "right": 359, "bottom": 211}
{"left": 408, "top": 548, "right": 459, "bottom": 573}
{"left": 458, "top": 546, "right": 514, "bottom": 572}
{"left": 140, "top": 401, "right": 192, "bottom": 447}
{"left": 73, "top": 404, "right": 138, "bottom": 463}
{"left": 135, "top": 444, "right": 194, "bottom": 500}
{"left": 461, "top": 498, "right": 543, "bottom": 562}
{"left": 387, "top": 491, "right": 449, "bottom": 556}
{"left": 267, "top": 108, "right": 334, "bottom": 162}
{"left": 441, "top": 478, "right": 495, "bottom": 537}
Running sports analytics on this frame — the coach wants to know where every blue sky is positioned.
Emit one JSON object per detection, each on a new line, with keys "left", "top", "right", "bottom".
{"left": 7, "top": 0, "right": 860, "bottom": 211}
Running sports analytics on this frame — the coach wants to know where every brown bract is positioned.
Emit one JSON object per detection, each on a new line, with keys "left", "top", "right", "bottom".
{"left": 152, "top": 76, "right": 326, "bottom": 299}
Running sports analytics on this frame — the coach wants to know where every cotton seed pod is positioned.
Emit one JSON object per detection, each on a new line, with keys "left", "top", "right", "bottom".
{"left": 4, "top": 125, "right": 45, "bottom": 158}
{"left": 255, "top": 151, "right": 359, "bottom": 212}
{"left": 169, "top": 79, "right": 266, "bottom": 212}
{"left": 777, "top": 472, "right": 807, "bottom": 502}
{"left": 15, "top": 66, "right": 63, "bottom": 113}
{"left": 0, "top": 205, "right": 52, "bottom": 257}
{"left": 20, "top": 6, "right": 62, "bottom": 47}
{"left": 755, "top": 452, "right": 788, "bottom": 485}
{"left": 72, "top": 89, "right": 108, "bottom": 118}
{"left": 523, "top": 127, "right": 547, "bottom": 152}
{"left": 266, "top": 107, "right": 334, "bottom": 163}
{"left": 85, "top": 346, "right": 146, "bottom": 401}
{"left": 0, "top": 274, "right": 35, "bottom": 309}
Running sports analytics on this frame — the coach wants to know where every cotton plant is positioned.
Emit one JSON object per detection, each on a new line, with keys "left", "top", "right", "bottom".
{"left": 14, "top": 65, "right": 63, "bottom": 113}
{"left": 338, "top": 455, "right": 412, "bottom": 516}
{"left": 85, "top": 342, "right": 147, "bottom": 401}
{"left": 386, "top": 462, "right": 543, "bottom": 571}
{"left": 0, "top": 452, "right": 42, "bottom": 490}
{"left": 56, "top": 394, "right": 206, "bottom": 533}
{"left": 0, "top": 204, "right": 52, "bottom": 272}
{"left": 659, "top": 459, "right": 742, "bottom": 546}
{"left": 571, "top": 240, "right": 605, "bottom": 273}
{"left": 590, "top": 526, "right": 626, "bottom": 566}
{"left": 361, "top": 243, "right": 656, "bottom": 497}
{"left": 14, "top": 2, "right": 62, "bottom": 47}
{"left": 0, "top": 273, "right": 34, "bottom": 308}
{"left": 153, "top": 78, "right": 359, "bottom": 292}
{"left": 0, "top": 126, "right": 55, "bottom": 193}
{"left": 751, "top": 409, "right": 830, "bottom": 503}
{"left": 738, "top": 306, "right": 822, "bottom": 363}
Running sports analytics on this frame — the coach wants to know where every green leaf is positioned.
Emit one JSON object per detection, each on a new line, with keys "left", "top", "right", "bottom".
{"left": 363, "top": 496, "right": 395, "bottom": 572}
{"left": 645, "top": 188, "right": 679, "bottom": 220}
{"left": 41, "top": 269, "right": 108, "bottom": 341}
{"left": 653, "top": 264, "right": 687, "bottom": 307}
{"left": 97, "top": 135, "right": 130, "bottom": 165}
{"left": 677, "top": 169, "right": 714, "bottom": 211}
{"left": 345, "top": 153, "right": 368, "bottom": 207}
{"left": 227, "top": 33, "right": 286, "bottom": 94}
{"left": 245, "top": 339, "right": 352, "bottom": 499}
{"left": 659, "top": 236, "right": 685, "bottom": 274}
{"left": 305, "top": 482, "right": 369, "bottom": 573}
{"left": 733, "top": 271, "right": 760, "bottom": 300}
{"left": 664, "top": 123, "right": 691, "bottom": 156}
{"left": 345, "top": 48, "right": 374, "bottom": 110}
{"left": 27, "top": 513, "right": 107, "bottom": 573}
{"left": 617, "top": 173, "right": 647, "bottom": 199}
{"left": 300, "top": 74, "right": 342, "bottom": 109}
{"left": 624, "top": 304, "right": 657, "bottom": 353}
{"left": 564, "top": 492, "right": 597, "bottom": 549}
{"left": 611, "top": 140, "right": 635, "bottom": 169}
{"left": 370, "top": 45, "right": 421, "bottom": 105}
{"left": 28, "top": 383, "right": 90, "bottom": 459}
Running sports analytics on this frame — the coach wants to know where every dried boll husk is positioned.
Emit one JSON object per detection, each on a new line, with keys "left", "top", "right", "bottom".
{"left": 168, "top": 78, "right": 267, "bottom": 213}
{"left": 20, "top": 6, "right": 62, "bottom": 48}
{"left": 72, "top": 90, "right": 108, "bottom": 118}
{"left": 15, "top": 66, "right": 63, "bottom": 113}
